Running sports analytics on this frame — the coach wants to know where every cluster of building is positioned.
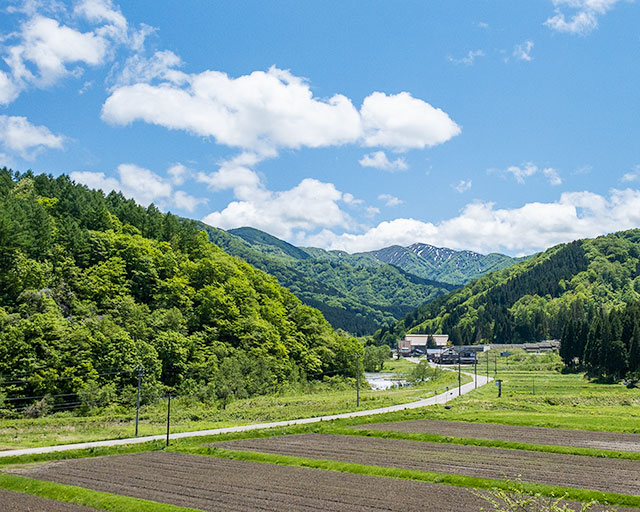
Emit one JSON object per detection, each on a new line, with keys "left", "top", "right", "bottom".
{"left": 396, "top": 334, "right": 560, "bottom": 364}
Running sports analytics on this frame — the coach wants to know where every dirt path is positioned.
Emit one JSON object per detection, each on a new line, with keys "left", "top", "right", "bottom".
{"left": 215, "top": 433, "right": 640, "bottom": 496}
{"left": 354, "top": 418, "right": 640, "bottom": 452}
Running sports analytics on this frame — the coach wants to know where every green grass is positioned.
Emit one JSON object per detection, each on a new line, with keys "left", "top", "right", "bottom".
{"left": 418, "top": 368, "right": 640, "bottom": 433}
{"left": 0, "top": 369, "right": 467, "bottom": 449}
{"left": 0, "top": 473, "right": 203, "bottom": 511}
{"left": 181, "top": 446, "right": 640, "bottom": 509}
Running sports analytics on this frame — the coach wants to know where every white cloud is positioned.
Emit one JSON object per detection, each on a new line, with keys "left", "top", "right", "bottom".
{"left": 502, "top": 162, "right": 561, "bottom": 186}
{"left": 0, "top": 0, "right": 151, "bottom": 104}
{"left": 513, "top": 40, "right": 534, "bottom": 61}
{"left": 307, "top": 188, "right": 640, "bottom": 255}
{"left": 167, "top": 163, "right": 189, "bottom": 185}
{"left": 202, "top": 177, "right": 352, "bottom": 240}
{"left": 360, "top": 91, "right": 461, "bottom": 150}
{"left": 545, "top": 0, "right": 623, "bottom": 35}
{"left": 71, "top": 163, "right": 205, "bottom": 212}
{"left": 378, "top": 194, "right": 404, "bottom": 206}
{"left": 103, "top": 65, "right": 460, "bottom": 157}
{"left": 0, "top": 115, "right": 64, "bottom": 158}
{"left": 447, "top": 49, "right": 485, "bottom": 66}
{"left": 359, "top": 151, "right": 408, "bottom": 172}
{"left": 543, "top": 167, "right": 563, "bottom": 186}
{"left": 453, "top": 179, "right": 472, "bottom": 193}
{"left": 343, "top": 193, "right": 364, "bottom": 206}
{"left": 365, "top": 206, "right": 380, "bottom": 218}
{"left": 621, "top": 165, "right": 640, "bottom": 183}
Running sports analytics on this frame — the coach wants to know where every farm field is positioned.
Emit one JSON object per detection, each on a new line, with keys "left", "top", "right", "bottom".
{"left": 416, "top": 368, "right": 640, "bottom": 433}
{"left": 354, "top": 418, "right": 640, "bottom": 452}
{"left": 10, "top": 451, "right": 491, "bottom": 512}
{"left": 9, "top": 451, "right": 632, "bottom": 512}
{"left": 214, "top": 433, "right": 640, "bottom": 495}
{"left": 0, "top": 488, "right": 97, "bottom": 511}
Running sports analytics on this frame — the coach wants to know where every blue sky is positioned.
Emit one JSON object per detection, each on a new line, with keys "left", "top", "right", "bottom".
{"left": 1, "top": 0, "right": 639, "bottom": 255}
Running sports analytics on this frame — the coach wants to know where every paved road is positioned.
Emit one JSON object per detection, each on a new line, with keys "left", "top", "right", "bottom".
{"left": 0, "top": 371, "right": 491, "bottom": 458}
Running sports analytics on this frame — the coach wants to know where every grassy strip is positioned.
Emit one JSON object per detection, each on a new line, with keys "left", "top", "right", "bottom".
{"left": 182, "top": 446, "right": 640, "bottom": 509}
{"left": 0, "top": 440, "right": 167, "bottom": 467}
{"left": 0, "top": 473, "right": 203, "bottom": 512}
{"left": 337, "top": 427, "right": 640, "bottom": 461}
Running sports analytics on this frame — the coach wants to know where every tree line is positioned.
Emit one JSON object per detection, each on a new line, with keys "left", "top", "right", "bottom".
{"left": 0, "top": 168, "right": 362, "bottom": 415}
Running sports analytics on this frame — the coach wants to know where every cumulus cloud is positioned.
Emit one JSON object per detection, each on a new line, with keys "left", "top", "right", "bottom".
{"left": 360, "top": 91, "right": 461, "bottom": 150}
{"left": 71, "top": 163, "right": 206, "bottom": 212}
{"left": 502, "top": 163, "right": 562, "bottom": 186}
{"left": 453, "top": 179, "right": 472, "bottom": 193}
{"left": 447, "top": 49, "right": 485, "bottom": 66}
{"left": 359, "top": 151, "right": 408, "bottom": 171}
{"left": 513, "top": 40, "right": 534, "bottom": 61}
{"left": 102, "top": 63, "right": 460, "bottom": 157}
{"left": 0, "top": 115, "right": 64, "bottom": 158}
{"left": 307, "top": 188, "right": 640, "bottom": 255}
{"left": 202, "top": 177, "right": 352, "bottom": 240}
{"left": 378, "top": 194, "right": 404, "bottom": 206}
{"left": 0, "top": 0, "right": 151, "bottom": 104}
{"left": 545, "top": 0, "right": 623, "bottom": 35}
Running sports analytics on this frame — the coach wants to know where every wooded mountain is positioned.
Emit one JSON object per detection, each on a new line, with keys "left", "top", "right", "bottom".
{"left": 199, "top": 225, "right": 457, "bottom": 336}
{"left": 0, "top": 169, "right": 362, "bottom": 409}
{"left": 378, "top": 230, "right": 640, "bottom": 348}
{"left": 368, "top": 243, "right": 524, "bottom": 285}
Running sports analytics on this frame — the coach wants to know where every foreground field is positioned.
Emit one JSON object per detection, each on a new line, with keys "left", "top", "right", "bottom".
{"left": 355, "top": 418, "right": 640, "bottom": 452}
{"left": 0, "top": 488, "right": 97, "bottom": 511}
{"left": 215, "top": 433, "right": 640, "bottom": 495}
{"left": 0, "top": 370, "right": 466, "bottom": 450}
{"left": 10, "top": 451, "right": 632, "bottom": 512}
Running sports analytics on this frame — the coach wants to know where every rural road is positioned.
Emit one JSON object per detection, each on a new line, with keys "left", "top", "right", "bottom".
{"left": 0, "top": 370, "right": 491, "bottom": 458}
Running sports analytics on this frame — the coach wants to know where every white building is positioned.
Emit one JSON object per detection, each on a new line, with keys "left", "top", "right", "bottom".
{"left": 398, "top": 334, "right": 449, "bottom": 355}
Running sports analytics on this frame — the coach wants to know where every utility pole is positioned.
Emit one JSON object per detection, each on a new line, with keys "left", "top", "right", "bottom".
{"left": 474, "top": 354, "right": 478, "bottom": 389}
{"left": 486, "top": 350, "right": 489, "bottom": 380}
{"left": 458, "top": 352, "right": 461, "bottom": 396}
{"left": 166, "top": 393, "right": 171, "bottom": 447}
{"left": 356, "top": 353, "right": 360, "bottom": 407}
{"left": 135, "top": 366, "right": 144, "bottom": 437}
{"left": 494, "top": 353, "right": 497, "bottom": 376}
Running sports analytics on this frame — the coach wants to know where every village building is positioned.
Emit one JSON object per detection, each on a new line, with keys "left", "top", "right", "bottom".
{"left": 397, "top": 334, "right": 449, "bottom": 356}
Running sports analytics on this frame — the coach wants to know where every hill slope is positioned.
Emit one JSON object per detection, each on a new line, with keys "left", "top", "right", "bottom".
{"left": 200, "top": 224, "right": 456, "bottom": 336}
{"left": 378, "top": 230, "right": 640, "bottom": 345}
{"left": 0, "top": 169, "right": 361, "bottom": 407}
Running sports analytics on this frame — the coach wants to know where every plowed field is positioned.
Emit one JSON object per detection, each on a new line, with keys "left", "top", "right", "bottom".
{"left": 0, "top": 488, "right": 98, "bottom": 511}
{"left": 354, "top": 419, "right": 640, "bottom": 452}
{"left": 10, "top": 451, "right": 491, "bottom": 511}
{"left": 215, "top": 433, "right": 640, "bottom": 495}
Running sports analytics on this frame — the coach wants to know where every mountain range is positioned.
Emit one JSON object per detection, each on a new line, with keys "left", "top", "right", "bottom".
{"left": 377, "top": 229, "right": 640, "bottom": 346}
{"left": 200, "top": 225, "right": 523, "bottom": 335}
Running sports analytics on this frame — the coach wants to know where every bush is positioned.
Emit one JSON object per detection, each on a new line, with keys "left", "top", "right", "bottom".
{"left": 476, "top": 481, "right": 616, "bottom": 512}
{"left": 22, "top": 395, "right": 53, "bottom": 418}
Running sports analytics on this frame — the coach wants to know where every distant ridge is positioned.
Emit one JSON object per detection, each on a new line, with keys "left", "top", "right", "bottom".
{"left": 200, "top": 225, "right": 523, "bottom": 335}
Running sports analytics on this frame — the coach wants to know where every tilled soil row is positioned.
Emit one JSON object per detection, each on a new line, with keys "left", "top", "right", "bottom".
{"left": 214, "top": 433, "right": 640, "bottom": 496}
{"left": 12, "top": 451, "right": 493, "bottom": 512}
{"left": 0, "top": 488, "right": 98, "bottom": 511}
{"left": 353, "top": 419, "right": 640, "bottom": 452}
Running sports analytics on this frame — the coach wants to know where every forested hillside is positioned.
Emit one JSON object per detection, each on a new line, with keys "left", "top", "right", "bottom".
{"left": 202, "top": 225, "right": 456, "bottom": 335}
{"left": 378, "top": 231, "right": 640, "bottom": 351}
{"left": 0, "top": 169, "right": 361, "bottom": 412}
